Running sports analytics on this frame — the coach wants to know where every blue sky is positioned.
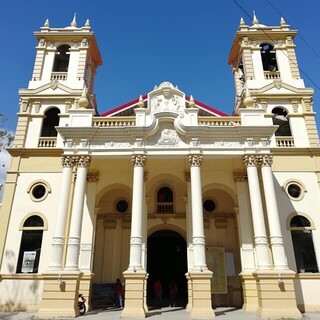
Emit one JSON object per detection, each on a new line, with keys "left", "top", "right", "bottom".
{"left": 1, "top": 0, "right": 320, "bottom": 132}
{"left": 1, "top": 0, "right": 320, "bottom": 200}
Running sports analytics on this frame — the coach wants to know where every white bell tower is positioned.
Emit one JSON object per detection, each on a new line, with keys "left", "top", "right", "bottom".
{"left": 228, "top": 13, "right": 319, "bottom": 147}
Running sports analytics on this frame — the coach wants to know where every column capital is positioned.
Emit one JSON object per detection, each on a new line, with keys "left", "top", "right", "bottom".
{"left": 188, "top": 154, "right": 203, "bottom": 167}
{"left": 131, "top": 154, "right": 147, "bottom": 167}
{"left": 243, "top": 154, "right": 262, "bottom": 167}
{"left": 61, "top": 155, "right": 76, "bottom": 168}
{"left": 75, "top": 155, "right": 91, "bottom": 168}
{"left": 87, "top": 170, "right": 100, "bottom": 182}
{"left": 233, "top": 169, "right": 247, "bottom": 182}
{"left": 261, "top": 154, "right": 273, "bottom": 167}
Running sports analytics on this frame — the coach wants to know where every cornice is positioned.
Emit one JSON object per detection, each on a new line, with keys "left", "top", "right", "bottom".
{"left": 8, "top": 148, "right": 63, "bottom": 157}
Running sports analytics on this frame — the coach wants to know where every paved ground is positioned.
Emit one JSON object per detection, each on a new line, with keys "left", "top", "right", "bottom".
{"left": 1, "top": 307, "right": 320, "bottom": 320}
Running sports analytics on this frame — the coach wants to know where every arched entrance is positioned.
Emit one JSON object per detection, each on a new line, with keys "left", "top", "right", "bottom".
{"left": 147, "top": 230, "right": 188, "bottom": 307}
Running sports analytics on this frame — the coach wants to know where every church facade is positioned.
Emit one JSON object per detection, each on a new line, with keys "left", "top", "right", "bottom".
{"left": 0, "top": 15, "right": 320, "bottom": 319}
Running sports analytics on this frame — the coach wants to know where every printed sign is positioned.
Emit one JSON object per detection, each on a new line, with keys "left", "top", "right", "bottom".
{"left": 21, "top": 251, "right": 36, "bottom": 273}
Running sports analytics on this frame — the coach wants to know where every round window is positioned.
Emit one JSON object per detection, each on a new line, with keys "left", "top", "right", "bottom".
{"left": 116, "top": 200, "right": 129, "bottom": 213}
{"left": 32, "top": 184, "right": 46, "bottom": 200}
{"left": 287, "top": 184, "right": 301, "bottom": 199}
{"left": 203, "top": 199, "right": 216, "bottom": 213}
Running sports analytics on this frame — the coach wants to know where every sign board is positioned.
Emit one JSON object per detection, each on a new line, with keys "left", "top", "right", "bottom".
{"left": 21, "top": 251, "right": 36, "bottom": 273}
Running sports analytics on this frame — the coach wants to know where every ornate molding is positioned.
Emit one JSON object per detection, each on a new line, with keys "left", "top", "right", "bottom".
{"left": 131, "top": 154, "right": 147, "bottom": 167}
{"left": 188, "top": 155, "right": 203, "bottom": 167}
{"left": 261, "top": 155, "right": 273, "bottom": 167}
{"left": 243, "top": 155, "right": 262, "bottom": 167}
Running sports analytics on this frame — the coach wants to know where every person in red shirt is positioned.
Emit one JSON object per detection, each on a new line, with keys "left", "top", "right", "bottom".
{"left": 114, "top": 278, "right": 123, "bottom": 309}
{"left": 153, "top": 279, "right": 163, "bottom": 306}
{"left": 169, "top": 280, "right": 178, "bottom": 307}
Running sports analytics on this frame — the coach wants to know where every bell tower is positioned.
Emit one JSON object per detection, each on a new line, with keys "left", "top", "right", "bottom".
{"left": 228, "top": 13, "right": 318, "bottom": 147}
{"left": 15, "top": 16, "right": 102, "bottom": 148}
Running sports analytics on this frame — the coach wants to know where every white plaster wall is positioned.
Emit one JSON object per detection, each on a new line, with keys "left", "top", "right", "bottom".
{"left": 24, "top": 117, "right": 43, "bottom": 148}
{"left": 294, "top": 279, "right": 320, "bottom": 312}
{"left": 0, "top": 279, "right": 43, "bottom": 310}
{"left": 273, "top": 172, "right": 320, "bottom": 272}
{"left": 290, "top": 117, "right": 309, "bottom": 147}
{"left": 1, "top": 172, "right": 62, "bottom": 274}
{"left": 276, "top": 48, "right": 292, "bottom": 79}
{"left": 251, "top": 50, "right": 264, "bottom": 80}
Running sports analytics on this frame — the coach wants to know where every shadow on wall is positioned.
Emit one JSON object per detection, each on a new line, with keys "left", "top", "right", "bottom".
{"left": 1, "top": 250, "right": 40, "bottom": 311}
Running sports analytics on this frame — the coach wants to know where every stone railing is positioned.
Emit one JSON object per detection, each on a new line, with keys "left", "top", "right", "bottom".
{"left": 264, "top": 71, "right": 280, "bottom": 79}
{"left": 157, "top": 202, "right": 174, "bottom": 213}
{"left": 38, "top": 137, "right": 57, "bottom": 148}
{"left": 198, "top": 116, "right": 241, "bottom": 126}
{"left": 93, "top": 117, "right": 136, "bottom": 127}
{"left": 276, "top": 136, "right": 295, "bottom": 147}
{"left": 51, "top": 72, "right": 67, "bottom": 80}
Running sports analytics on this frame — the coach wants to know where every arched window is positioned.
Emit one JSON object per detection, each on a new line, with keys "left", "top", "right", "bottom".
{"left": 157, "top": 187, "right": 173, "bottom": 213}
{"left": 53, "top": 45, "right": 70, "bottom": 72}
{"left": 40, "top": 108, "right": 60, "bottom": 137}
{"left": 260, "top": 43, "right": 278, "bottom": 71}
{"left": 272, "top": 107, "right": 292, "bottom": 136}
{"left": 16, "top": 215, "right": 45, "bottom": 274}
{"left": 290, "top": 215, "right": 318, "bottom": 273}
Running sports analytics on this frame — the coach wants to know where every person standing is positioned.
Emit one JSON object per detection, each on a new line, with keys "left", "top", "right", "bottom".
{"left": 153, "top": 278, "right": 163, "bottom": 306}
{"left": 169, "top": 280, "right": 177, "bottom": 307}
{"left": 114, "top": 278, "right": 123, "bottom": 309}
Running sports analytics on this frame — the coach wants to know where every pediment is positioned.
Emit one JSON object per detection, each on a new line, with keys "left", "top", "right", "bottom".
{"left": 19, "top": 81, "right": 78, "bottom": 96}
{"left": 251, "top": 80, "right": 313, "bottom": 96}
{"left": 100, "top": 81, "right": 228, "bottom": 118}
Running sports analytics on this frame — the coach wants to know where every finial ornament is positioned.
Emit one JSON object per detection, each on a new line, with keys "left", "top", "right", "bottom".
{"left": 43, "top": 19, "right": 50, "bottom": 28}
{"left": 71, "top": 13, "right": 77, "bottom": 27}
{"left": 243, "top": 88, "right": 255, "bottom": 107}
{"left": 85, "top": 19, "right": 91, "bottom": 28}
{"left": 252, "top": 11, "right": 259, "bottom": 24}
{"left": 137, "top": 95, "right": 144, "bottom": 108}
{"left": 78, "top": 87, "right": 89, "bottom": 108}
{"left": 189, "top": 95, "right": 195, "bottom": 108}
{"left": 239, "top": 17, "right": 245, "bottom": 26}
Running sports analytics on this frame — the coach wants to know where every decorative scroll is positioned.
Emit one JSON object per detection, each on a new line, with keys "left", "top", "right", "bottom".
{"left": 131, "top": 154, "right": 147, "bottom": 167}
{"left": 188, "top": 155, "right": 203, "bottom": 167}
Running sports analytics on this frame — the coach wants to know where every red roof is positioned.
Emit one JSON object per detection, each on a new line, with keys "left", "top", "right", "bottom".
{"left": 99, "top": 94, "right": 228, "bottom": 117}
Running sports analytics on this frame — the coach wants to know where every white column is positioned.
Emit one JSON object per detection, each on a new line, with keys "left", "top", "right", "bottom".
{"left": 128, "top": 154, "right": 146, "bottom": 270}
{"left": 188, "top": 155, "right": 207, "bottom": 270}
{"left": 49, "top": 156, "right": 74, "bottom": 270}
{"left": 65, "top": 155, "right": 91, "bottom": 271}
{"left": 243, "top": 155, "right": 271, "bottom": 269}
{"left": 261, "top": 155, "right": 288, "bottom": 269}
{"left": 185, "top": 172, "right": 194, "bottom": 271}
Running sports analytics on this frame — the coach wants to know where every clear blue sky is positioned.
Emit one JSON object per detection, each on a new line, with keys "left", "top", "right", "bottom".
{"left": 1, "top": 0, "right": 320, "bottom": 132}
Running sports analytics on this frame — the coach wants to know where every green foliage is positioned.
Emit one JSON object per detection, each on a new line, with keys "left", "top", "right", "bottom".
{"left": 0, "top": 113, "right": 14, "bottom": 149}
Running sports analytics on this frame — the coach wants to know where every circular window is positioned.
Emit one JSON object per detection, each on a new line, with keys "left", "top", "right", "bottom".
{"left": 203, "top": 199, "right": 216, "bottom": 213}
{"left": 32, "top": 185, "right": 46, "bottom": 199}
{"left": 287, "top": 184, "right": 301, "bottom": 198}
{"left": 116, "top": 200, "right": 129, "bottom": 213}
{"left": 284, "top": 180, "right": 305, "bottom": 201}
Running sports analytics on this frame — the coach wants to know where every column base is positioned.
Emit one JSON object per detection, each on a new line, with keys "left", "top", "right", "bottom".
{"left": 240, "top": 271, "right": 259, "bottom": 312}
{"left": 36, "top": 271, "right": 82, "bottom": 318}
{"left": 121, "top": 269, "right": 148, "bottom": 318}
{"left": 254, "top": 269, "right": 302, "bottom": 319}
{"left": 188, "top": 270, "right": 215, "bottom": 319}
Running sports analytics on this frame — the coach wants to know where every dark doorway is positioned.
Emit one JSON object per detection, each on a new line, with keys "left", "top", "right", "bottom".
{"left": 147, "top": 230, "right": 188, "bottom": 308}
